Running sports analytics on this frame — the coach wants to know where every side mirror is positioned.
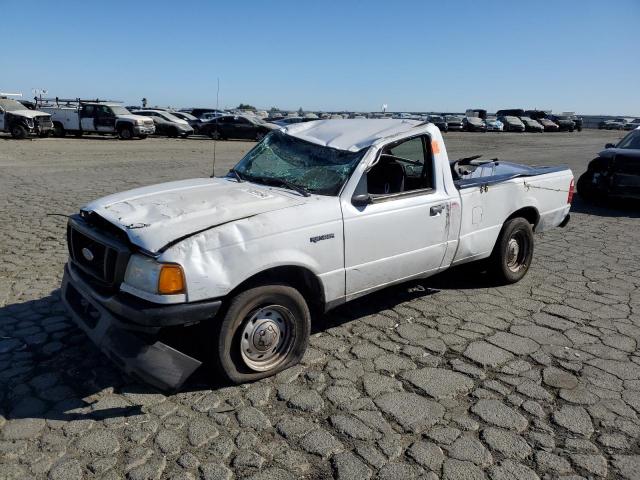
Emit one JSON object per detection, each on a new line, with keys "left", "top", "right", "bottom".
{"left": 352, "top": 193, "right": 372, "bottom": 207}
{"left": 605, "top": 143, "right": 616, "bottom": 149}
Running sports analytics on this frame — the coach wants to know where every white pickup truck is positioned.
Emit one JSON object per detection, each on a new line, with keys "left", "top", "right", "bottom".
{"left": 38, "top": 98, "right": 155, "bottom": 139}
{"left": 61, "top": 119, "right": 573, "bottom": 389}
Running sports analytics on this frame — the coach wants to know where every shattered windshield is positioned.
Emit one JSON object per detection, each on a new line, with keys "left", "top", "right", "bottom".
{"left": 233, "top": 131, "right": 367, "bottom": 195}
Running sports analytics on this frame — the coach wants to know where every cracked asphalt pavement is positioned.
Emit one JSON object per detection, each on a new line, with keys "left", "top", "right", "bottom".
{"left": 1, "top": 131, "right": 639, "bottom": 479}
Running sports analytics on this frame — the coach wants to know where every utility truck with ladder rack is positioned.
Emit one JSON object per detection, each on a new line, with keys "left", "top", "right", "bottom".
{"left": 37, "top": 97, "right": 155, "bottom": 139}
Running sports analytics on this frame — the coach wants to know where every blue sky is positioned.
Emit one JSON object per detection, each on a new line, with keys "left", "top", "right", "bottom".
{"left": 3, "top": 0, "right": 639, "bottom": 115}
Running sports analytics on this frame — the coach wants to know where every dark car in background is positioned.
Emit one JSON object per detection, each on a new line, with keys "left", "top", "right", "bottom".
{"left": 133, "top": 109, "right": 194, "bottom": 138}
{"left": 428, "top": 115, "right": 448, "bottom": 132}
{"left": 538, "top": 118, "right": 560, "bottom": 132}
{"left": 498, "top": 115, "right": 525, "bottom": 132}
{"left": 183, "top": 108, "right": 226, "bottom": 119}
{"left": 199, "top": 115, "right": 277, "bottom": 141}
{"left": 444, "top": 115, "right": 464, "bottom": 131}
{"left": 463, "top": 116, "right": 486, "bottom": 132}
{"left": 549, "top": 115, "right": 576, "bottom": 132}
{"left": 496, "top": 108, "right": 525, "bottom": 118}
{"left": 520, "top": 117, "right": 544, "bottom": 132}
{"left": 578, "top": 128, "right": 640, "bottom": 201}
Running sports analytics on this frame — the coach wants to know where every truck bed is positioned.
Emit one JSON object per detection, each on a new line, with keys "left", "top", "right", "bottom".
{"left": 453, "top": 161, "right": 568, "bottom": 189}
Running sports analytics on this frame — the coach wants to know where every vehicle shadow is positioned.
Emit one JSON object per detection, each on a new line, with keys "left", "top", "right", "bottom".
{"left": 570, "top": 196, "right": 640, "bottom": 218}
{"left": 0, "top": 291, "right": 225, "bottom": 424}
{"left": 1, "top": 267, "right": 498, "bottom": 423}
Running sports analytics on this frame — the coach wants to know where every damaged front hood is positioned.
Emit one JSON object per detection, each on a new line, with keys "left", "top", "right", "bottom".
{"left": 84, "top": 178, "right": 306, "bottom": 253}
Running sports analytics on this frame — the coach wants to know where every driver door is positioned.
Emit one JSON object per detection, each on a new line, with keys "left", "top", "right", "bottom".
{"left": 95, "top": 105, "right": 116, "bottom": 132}
{"left": 342, "top": 135, "right": 451, "bottom": 297}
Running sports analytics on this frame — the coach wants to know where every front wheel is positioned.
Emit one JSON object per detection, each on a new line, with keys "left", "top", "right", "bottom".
{"left": 490, "top": 217, "right": 534, "bottom": 284}
{"left": 53, "top": 123, "right": 66, "bottom": 137}
{"left": 138, "top": 134, "right": 148, "bottom": 139}
{"left": 212, "top": 284, "right": 311, "bottom": 384}
{"left": 10, "top": 124, "right": 27, "bottom": 139}
{"left": 118, "top": 126, "right": 134, "bottom": 140}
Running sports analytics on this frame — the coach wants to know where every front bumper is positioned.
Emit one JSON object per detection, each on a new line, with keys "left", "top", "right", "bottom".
{"left": 133, "top": 125, "right": 156, "bottom": 135}
{"left": 61, "top": 263, "right": 221, "bottom": 390}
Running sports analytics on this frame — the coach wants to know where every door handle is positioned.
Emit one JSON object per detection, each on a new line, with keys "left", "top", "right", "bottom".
{"left": 430, "top": 204, "right": 445, "bottom": 216}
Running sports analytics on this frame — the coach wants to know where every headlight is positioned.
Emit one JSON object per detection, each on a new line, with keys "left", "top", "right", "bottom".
{"left": 135, "top": 119, "right": 145, "bottom": 125}
{"left": 25, "top": 118, "right": 34, "bottom": 127}
{"left": 124, "top": 255, "right": 186, "bottom": 295}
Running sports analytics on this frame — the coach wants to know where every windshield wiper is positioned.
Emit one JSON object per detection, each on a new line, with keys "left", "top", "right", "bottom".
{"left": 229, "top": 168, "right": 244, "bottom": 183}
{"left": 250, "top": 176, "right": 311, "bottom": 197}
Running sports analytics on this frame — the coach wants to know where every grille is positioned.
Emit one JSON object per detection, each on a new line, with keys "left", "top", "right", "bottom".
{"left": 35, "top": 115, "right": 53, "bottom": 128}
{"left": 143, "top": 119, "right": 154, "bottom": 126}
{"left": 67, "top": 217, "right": 130, "bottom": 288}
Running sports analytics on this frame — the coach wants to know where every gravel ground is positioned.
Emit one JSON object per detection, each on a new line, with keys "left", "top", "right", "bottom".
{"left": 1, "top": 130, "right": 639, "bottom": 480}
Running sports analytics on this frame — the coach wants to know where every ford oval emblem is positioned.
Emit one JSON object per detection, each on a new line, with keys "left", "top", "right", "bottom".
{"left": 81, "top": 247, "right": 95, "bottom": 262}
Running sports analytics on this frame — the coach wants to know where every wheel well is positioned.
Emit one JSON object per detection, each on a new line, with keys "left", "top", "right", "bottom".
{"left": 506, "top": 207, "right": 539, "bottom": 229}
{"left": 230, "top": 266, "right": 325, "bottom": 314}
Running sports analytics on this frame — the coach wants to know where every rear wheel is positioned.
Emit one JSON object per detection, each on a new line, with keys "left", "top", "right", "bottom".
{"left": 212, "top": 284, "right": 311, "bottom": 384}
{"left": 490, "top": 218, "right": 534, "bottom": 284}
{"left": 10, "top": 124, "right": 27, "bottom": 139}
{"left": 209, "top": 130, "right": 221, "bottom": 140}
{"left": 53, "top": 123, "right": 66, "bottom": 137}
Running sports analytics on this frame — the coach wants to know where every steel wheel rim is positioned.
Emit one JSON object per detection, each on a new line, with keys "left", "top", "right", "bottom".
{"left": 240, "top": 305, "right": 295, "bottom": 371}
{"left": 506, "top": 231, "right": 527, "bottom": 272}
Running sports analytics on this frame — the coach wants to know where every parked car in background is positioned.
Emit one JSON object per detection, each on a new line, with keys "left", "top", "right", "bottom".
{"left": 201, "top": 111, "right": 226, "bottom": 122}
{"left": 569, "top": 115, "right": 583, "bottom": 132}
{"left": 520, "top": 117, "right": 544, "bottom": 132}
{"left": 0, "top": 96, "right": 53, "bottom": 138}
{"left": 578, "top": 128, "right": 640, "bottom": 201}
{"left": 170, "top": 111, "right": 203, "bottom": 134}
{"left": 484, "top": 116, "right": 503, "bottom": 132}
{"left": 428, "top": 115, "right": 448, "bottom": 132}
{"left": 538, "top": 118, "right": 560, "bottom": 132}
{"left": 186, "top": 108, "right": 226, "bottom": 119}
{"left": 199, "top": 115, "right": 278, "bottom": 141}
{"left": 274, "top": 117, "right": 306, "bottom": 127}
{"left": 496, "top": 109, "right": 525, "bottom": 118}
{"left": 548, "top": 115, "right": 576, "bottom": 132}
{"left": 499, "top": 115, "right": 525, "bottom": 132}
{"left": 624, "top": 119, "right": 640, "bottom": 130}
{"left": 444, "top": 115, "right": 464, "bottom": 131}
{"left": 38, "top": 98, "right": 154, "bottom": 139}
{"left": 463, "top": 116, "right": 486, "bottom": 132}
{"left": 133, "top": 110, "right": 194, "bottom": 138}
{"left": 465, "top": 108, "right": 487, "bottom": 120}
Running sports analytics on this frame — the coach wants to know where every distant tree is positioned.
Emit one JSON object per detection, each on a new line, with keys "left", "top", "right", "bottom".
{"left": 297, "top": 107, "right": 304, "bottom": 116}
{"left": 237, "top": 103, "right": 256, "bottom": 111}
{"left": 269, "top": 107, "right": 279, "bottom": 113}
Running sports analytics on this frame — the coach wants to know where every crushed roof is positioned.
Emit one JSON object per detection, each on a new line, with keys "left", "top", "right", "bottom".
{"left": 282, "top": 119, "right": 425, "bottom": 151}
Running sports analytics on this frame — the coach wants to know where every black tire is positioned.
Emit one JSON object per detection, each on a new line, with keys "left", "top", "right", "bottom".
{"left": 118, "top": 126, "right": 134, "bottom": 140}
{"left": 212, "top": 284, "right": 311, "bottom": 384}
{"left": 577, "top": 170, "right": 598, "bottom": 201}
{"left": 490, "top": 217, "right": 534, "bottom": 284}
{"left": 138, "top": 134, "right": 148, "bottom": 139}
{"left": 10, "top": 124, "right": 27, "bottom": 139}
{"left": 53, "top": 123, "right": 66, "bottom": 137}
{"left": 209, "top": 130, "right": 221, "bottom": 140}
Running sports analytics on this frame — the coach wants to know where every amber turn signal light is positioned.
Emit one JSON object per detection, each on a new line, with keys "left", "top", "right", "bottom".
{"left": 158, "top": 264, "right": 186, "bottom": 295}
